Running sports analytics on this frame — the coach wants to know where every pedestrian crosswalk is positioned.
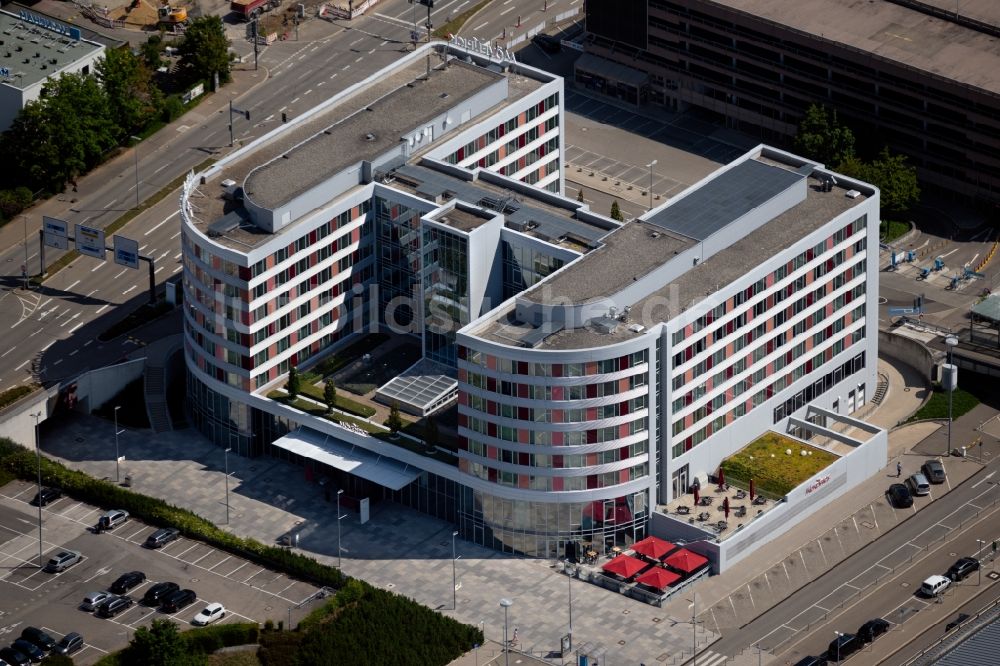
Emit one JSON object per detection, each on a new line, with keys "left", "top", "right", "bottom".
{"left": 696, "top": 651, "right": 729, "bottom": 666}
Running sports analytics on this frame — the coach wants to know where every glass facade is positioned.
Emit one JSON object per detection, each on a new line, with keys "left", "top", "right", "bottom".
{"left": 501, "top": 241, "right": 566, "bottom": 300}
{"left": 376, "top": 196, "right": 424, "bottom": 331}
{"left": 422, "top": 226, "right": 469, "bottom": 367}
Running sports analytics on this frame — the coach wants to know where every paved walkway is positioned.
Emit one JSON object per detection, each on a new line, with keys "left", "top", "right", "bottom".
{"left": 30, "top": 354, "right": 995, "bottom": 665}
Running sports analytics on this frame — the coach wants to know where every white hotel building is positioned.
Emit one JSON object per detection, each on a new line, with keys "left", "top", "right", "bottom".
{"left": 180, "top": 41, "right": 886, "bottom": 570}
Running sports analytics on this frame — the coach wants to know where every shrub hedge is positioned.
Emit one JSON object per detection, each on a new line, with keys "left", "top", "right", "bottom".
{"left": 0, "top": 385, "right": 35, "bottom": 410}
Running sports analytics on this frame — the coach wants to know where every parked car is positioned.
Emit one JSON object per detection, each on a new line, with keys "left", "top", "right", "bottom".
{"left": 143, "top": 582, "right": 180, "bottom": 606}
{"left": 97, "top": 596, "right": 134, "bottom": 618}
{"left": 43, "top": 549, "right": 82, "bottom": 573}
{"left": 81, "top": 591, "right": 112, "bottom": 612}
{"left": 192, "top": 603, "right": 226, "bottom": 626}
{"left": 946, "top": 613, "right": 970, "bottom": 632}
{"left": 29, "top": 487, "right": 61, "bottom": 507}
{"left": 857, "top": 618, "right": 890, "bottom": 643}
{"left": 533, "top": 33, "right": 562, "bottom": 54}
{"left": 921, "top": 459, "right": 946, "bottom": 484}
{"left": 920, "top": 574, "right": 951, "bottom": 598}
{"left": 110, "top": 571, "right": 146, "bottom": 594}
{"left": 946, "top": 557, "right": 980, "bottom": 582}
{"left": 144, "top": 527, "right": 180, "bottom": 549}
{"left": 161, "top": 589, "right": 197, "bottom": 613}
{"left": 827, "top": 633, "right": 862, "bottom": 661}
{"left": 0, "top": 647, "right": 29, "bottom": 666}
{"left": 886, "top": 483, "right": 913, "bottom": 508}
{"left": 9, "top": 640, "right": 42, "bottom": 663}
{"left": 53, "top": 633, "right": 84, "bottom": 656}
{"left": 906, "top": 473, "right": 931, "bottom": 497}
{"left": 792, "top": 657, "right": 827, "bottom": 666}
{"left": 96, "top": 509, "right": 130, "bottom": 532}
{"left": 19, "top": 628, "right": 54, "bottom": 652}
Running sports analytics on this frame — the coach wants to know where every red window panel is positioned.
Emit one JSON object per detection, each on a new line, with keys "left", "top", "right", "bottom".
{"left": 488, "top": 467, "right": 497, "bottom": 482}
{"left": 587, "top": 429, "right": 597, "bottom": 444}
{"left": 518, "top": 383, "right": 529, "bottom": 399}
{"left": 587, "top": 475, "right": 599, "bottom": 489}
{"left": 587, "top": 383, "right": 597, "bottom": 399}
{"left": 487, "top": 377, "right": 497, "bottom": 392}
{"left": 519, "top": 452, "right": 530, "bottom": 466}
{"left": 518, "top": 361, "right": 529, "bottom": 374}
{"left": 553, "top": 477, "right": 564, "bottom": 491}
{"left": 553, "top": 455, "right": 563, "bottom": 468}
{"left": 518, "top": 406, "right": 530, "bottom": 421}
{"left": 488, "top": 422, "right": 497, "bottom": 438}
{"left": 487, "top": 401, "right": 497, "bottom": 415}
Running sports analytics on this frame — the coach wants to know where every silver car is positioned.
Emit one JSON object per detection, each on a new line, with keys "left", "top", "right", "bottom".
{"left": 44, "top": 549, "right": 82, "bottom": 573}
{"left": 81, "top": 591, "right": 112, "bottom": 612}
{"left": 907, "top": 472, "right": 931, "bottom": 496}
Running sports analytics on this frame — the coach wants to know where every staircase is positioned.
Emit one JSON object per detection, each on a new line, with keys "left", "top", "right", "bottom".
{"left": 144, "top": 366, "right": 173, "bottom": 433}
{"left": 872, "top": 371, "right": 890, "bottom": 406}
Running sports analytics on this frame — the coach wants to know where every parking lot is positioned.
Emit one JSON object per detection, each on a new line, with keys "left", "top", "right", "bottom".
{"left": 0, "top": 480, "right": 325, "bottom": 664}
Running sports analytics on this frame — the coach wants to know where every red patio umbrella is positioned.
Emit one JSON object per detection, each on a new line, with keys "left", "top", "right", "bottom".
{"left": 632, "top": 536, "right": 677, "bottom": 560}
{"left": 664, "top": 548, "right": 709, "bottom": 574}
{"left": 693, "top": 485, "right": 700, "bottom": 506}
{"left": 749, "top": 478, "right": 756, "bottom": 500}
{"left": 635, "top": 567, "right": 681, "bottom": 591}
{"left": 723, "top": 496, "right": 730, "bottom": 519}
{"left": 717, "top": 467, "right": 726, "bottom": 489}
{"left": 602, "top": 554, "right": 647, "bottom": 579}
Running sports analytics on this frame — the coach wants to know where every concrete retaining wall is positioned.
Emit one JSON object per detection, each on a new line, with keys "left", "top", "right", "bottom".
{"left": 0, "top": 387, "right": 59, "bottom": 448}
{"left": 878, "top": 329, "right": 937, "bottom": 381}
{"left": 71, "top": 359, "right": 146, "bottom": 415}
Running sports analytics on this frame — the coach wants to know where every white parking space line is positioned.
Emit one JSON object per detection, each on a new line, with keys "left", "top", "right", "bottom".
{"left": 208, "top": 555, "right": 231, "bottom": 571}
{"left": 241, "top": 568, "right": 264, "bottom": 583}
{"left": 125, "top": 527, "right": 146, "bottom": 542}
{"left": 189, "top": 551, "right": 214, "bottom": 565}
{"left": 225, "top": 562, "right": 249, "bottom": 578}
{"left": 175, "top": 544, "right": 199, "bottom": 559}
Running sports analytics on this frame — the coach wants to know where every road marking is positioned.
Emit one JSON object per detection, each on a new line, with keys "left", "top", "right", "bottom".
{"left": 329, "top": 73, "right": 337, "bottom": 79}
{"left": 144, "top": 211, "right": 179, "bottom": 236}
{"left": 0, "top": 348, "right": 14, "bottom": 358}
{"left": 96, "top": 305, "right": 110, "bottom": 314}
{"left": 67, "top": 280, "right": 80, "bottom": 291}
{"left": 350, "top": 37, "right": 363, "bottom": 46}
{"left": 499, "top": 6, "right": 514, "bottom": 15}
{"left": 304, "top": 89, "right": 313, "bottom": 96}
{"left": 153, "top": 163, "right": 170, "bottom": 175}
{"left": 176, "top": 544, "right": 198, "bottom": 559}
{"left": 125, "top": 527, "right": 146, "bottom": 542}
{"left": 972, "top": 471, "right": 995, "bottom": 488}
{"left": 342, "top": 64, "right": 351, "bottom": 71}
{"left": 40, "top": 340, "right": 55, "bottom": 352}
{"left": 114, "top": 269, "right": 127, "bottom": 279}
{"left": 155, "top": 267, "right": 164, "bottom": 274}
{"left": 190, "top": 551, "right": 214, "bottom": 565}
{"left": 91, "top": 262, "right": 106, "bottom": 272}
{"left": 60, "top": 313, "right": 80, "bottom": 327}
{"left": 290, "top": 97, "right": 300, "bottom": 104}
{"left": 241, "top": 568, "right": 264, "bottom": 583}
{"left": 355, "top": 56, "right": 363, "bottom": 63}
{"left": 208, "top": 555, "right": 231, "bottom": 571}
{"left": 106, "top": 198, "right": 117, "bottom": 207}
{"left": 473, "top": 21, "right": 489, "bottom": 30}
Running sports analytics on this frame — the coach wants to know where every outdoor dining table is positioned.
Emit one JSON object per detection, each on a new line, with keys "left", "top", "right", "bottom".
{"left": 699, "top": 496, "right": 714, "bottom": 506}
{"left": 676, "top": 505, "right": 691, "bottom": 515}
{"left": 734, "top": 490, "right": 747, "bottom": 500}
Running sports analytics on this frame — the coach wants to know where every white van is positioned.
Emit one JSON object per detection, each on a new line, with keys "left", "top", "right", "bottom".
{"left": 920, "top": 575, "right": 950, "bottom": 597}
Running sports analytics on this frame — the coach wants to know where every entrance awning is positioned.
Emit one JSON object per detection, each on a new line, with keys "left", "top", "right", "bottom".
{"left": 272, "top": 428, "right": 421, "bottom": 491}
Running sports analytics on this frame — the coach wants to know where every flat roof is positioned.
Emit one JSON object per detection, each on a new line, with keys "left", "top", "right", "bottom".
{"left": 428, "top": 205, "right": 494, "bottom": 233}
{"left": 520, "top": 221, "right": 694, "bottom": 304}
{"left": 474, "top": 158, "right": 868, "bottom": 349}
{"left": 645, "top": 159, "right": 804, "bottom": 241}
{"left": 188, "top": 50, "right": 546, "bottom": 251}
{"left": 246, "top": 59, "right": 502, "bottom": 210}
{"left": 0, "top": 9, "right": 104, "bottom": 90}
{"left": 375, "top": 358, "right": 457, "bottom": 412}
{"left": 710, "top": 0, "right": 1000, "bottom": 96}
{"left": 392, "top": 164, "right": 614, "bottom": 245}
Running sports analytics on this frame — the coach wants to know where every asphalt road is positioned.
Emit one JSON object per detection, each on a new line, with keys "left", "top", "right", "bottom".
{"left": 0, "top": 0, "right": 566, "bottom": 394}
{"left": 701, "top": 462, "right": 1000, "bottom": 664}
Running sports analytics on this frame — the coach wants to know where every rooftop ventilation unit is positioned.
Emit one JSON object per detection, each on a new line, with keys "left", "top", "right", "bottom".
{"left": 591, "top": 316, "right": 620, "bottom": 335}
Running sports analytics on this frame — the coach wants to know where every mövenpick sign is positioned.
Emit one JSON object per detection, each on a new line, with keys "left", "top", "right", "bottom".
{"left": 449, "top": 34, "right": 517, "bottom": 64}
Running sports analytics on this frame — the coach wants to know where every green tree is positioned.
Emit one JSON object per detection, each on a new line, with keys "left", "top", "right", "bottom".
{"left": 577, "top": 187, "right": 584, "bottom": 202}
{"left": 837, "top": 147, "right": 920, "bottom": 215}
{"left": 323, "top": 379, "right": 337, "bottom": 413}
{"left": 424, "top": 416, "right": 439, "bottom": 448}
{"left": 0, "top": 187, "right": 34, "bottom": 222}
{"left": 122, "top": 619, "right": 204, "bottom": 666}
{"left": 3, "top": 73, "right": 117, "bottom": 193}
{"left": 610, "top": 200, "right": 624, "bottom": 221}
{"left": 385, "top": 402, "right": 403, "bottom": 434}
{"left": 141, "top": 33, "right": 165, "bottom": 70}
{"left": 179, "top": 16, "right": 231, "bottom": 86}
{"left": 37, "top": 654, "right": 74, "bottom": 666}
{"left": 793, "top": 104, "right": 855, "bottom": 167}
{"left": 97, "top": 47, "right": 163, "bottom": 140}
{"left": 286, "top": 366, "right": 300, "bottom": 399}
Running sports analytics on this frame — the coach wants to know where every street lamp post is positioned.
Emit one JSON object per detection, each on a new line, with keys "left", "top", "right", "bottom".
{"left": 499, "top": 598, "right": 513, "bottom": 666}
{"left": 113, "top": 405, "right": 122, "bottom": 483}
{"left": 834, "top": 631, "right": 844, "bottom": 662}
{"left": 945, "top": 335, "right": 959, "bottom": 457}
{"left": 977, "top": 539, "right": 986, "bottom": 585}
{"left": 567, "top": 557, "right": 573, "bottom": 649}
{"left": 646, "top": 159, "right": 658, "bottom": 211}
{"left": 754, "top": 642, "right": 763, "bottom": 666}
{"left": 32, "top": 411, "right": 43, "bottom": 568}
{"left": 691, "top": 593, "right": 697, "bottom": 665}
{"left": 131, "top": 136, "right": 142, "bottom": 209}
{"left": 451, "top": 530, "right": 459, "bottom": 609}
{"left": 22, "top": 215, "right": 29, "bottom": 290}
{"left": 224, "top": 447, "right": 231, "bottom": 524}
{"left": 336, "top": 489, "right": 344, "bottom": 568}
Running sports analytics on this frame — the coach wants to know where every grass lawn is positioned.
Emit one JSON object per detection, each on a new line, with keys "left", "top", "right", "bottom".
{"left": 907, "top": 387, "right": 980, "bottom": 422}
{"left": 720, "top": 431, "right": 838, "bottom": 497}
{"left": 296, "top": 382, "right": 376, "bottom": 418}
{"left": 433, "top": 0, "right": 492, "bottom": 38}
{"left": 341, "top": 342, "right": 422, "bottom": 395}
{"left": 880, "top": 219, "right": 910, "bottom": 242}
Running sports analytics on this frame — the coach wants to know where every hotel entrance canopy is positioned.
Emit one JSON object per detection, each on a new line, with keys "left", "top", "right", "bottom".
{"left": 272, "top": 428, "right": 421, "bottom": 491}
